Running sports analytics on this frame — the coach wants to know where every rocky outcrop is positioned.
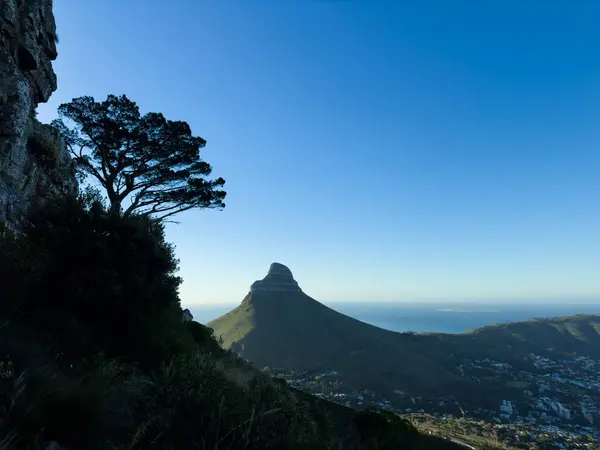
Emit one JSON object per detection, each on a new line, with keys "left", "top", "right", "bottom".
{"left": 181, "top": 308, "right": 193, "bottom": 323}
{"left": 181, "top": 309, "right": 214, "bottom": 336}
{"left": 249, "top": 262, "right": 303, "bottom": 294}
{"left": 0, "top": 0, "right": 76, "bottom": 231}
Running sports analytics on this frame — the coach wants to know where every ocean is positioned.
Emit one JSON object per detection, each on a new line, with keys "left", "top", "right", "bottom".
{"left": 188, "top": 301, "right": 600, "bottom": 334}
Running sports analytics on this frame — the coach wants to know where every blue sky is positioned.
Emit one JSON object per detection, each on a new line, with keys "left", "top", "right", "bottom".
{"left": 38, "top": 0, "right": 600, "bottom": 304}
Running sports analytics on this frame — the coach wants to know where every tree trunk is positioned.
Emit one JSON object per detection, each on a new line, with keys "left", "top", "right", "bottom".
{"left": 109, "top": 200, "right": 121, "bottom": 217}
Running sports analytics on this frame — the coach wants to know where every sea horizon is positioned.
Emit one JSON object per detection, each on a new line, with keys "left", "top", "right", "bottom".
{"left": 187, "top": 300, "right": 600, "bottom": 335}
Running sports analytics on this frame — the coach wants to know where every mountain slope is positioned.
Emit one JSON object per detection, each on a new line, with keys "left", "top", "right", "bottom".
{"left": 209, "top": 263, "right": 467, "bottom": 395}
{"left": 458, "top": 314, "right": 600, "bottom": 357}
{"left": 209, "top": 263, "right": 600, "bottom": 400}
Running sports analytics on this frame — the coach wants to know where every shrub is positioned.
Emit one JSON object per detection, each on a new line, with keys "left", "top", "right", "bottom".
{"left": 27, "top": 134, "right": 60, "bottom": 170}
{"left": 0, "top": 351, "right": 150, "bottom": 449}
{"left": 0, "top": 192, "right": 188, "bottom": 369}
{"left": 187, "top": 321, "right": 224, "bottom": 357}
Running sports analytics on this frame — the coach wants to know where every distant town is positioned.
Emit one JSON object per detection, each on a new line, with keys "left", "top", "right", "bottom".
{"left": 264, "top": 352, "right": 600, "bottom": 449}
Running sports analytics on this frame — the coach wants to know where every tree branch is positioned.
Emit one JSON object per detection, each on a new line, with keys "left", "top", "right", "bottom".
{"left": 156, "top": 205, "right": 197, "bottom": 220}
{"left": 123, "top": 184, "right": 154, "bottom": 217}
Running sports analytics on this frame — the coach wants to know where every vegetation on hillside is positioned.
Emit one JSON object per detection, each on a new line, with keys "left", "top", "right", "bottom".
{"left": 0, "top": 97, "right": 463, "bottom": 448}
{"left": 209, "top": 289, "right": 600, "bottom": 404}
{"left": 459, "top": 314, "right": 600, "bottom": 358}
{"left": 208, "top": 291, "right": 467, "bottom": 395}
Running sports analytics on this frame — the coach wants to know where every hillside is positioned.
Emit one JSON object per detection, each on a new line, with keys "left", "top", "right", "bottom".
{"left": 209, "top": 263, "right": 600, "bottom": 406}
{"left": 209, "top": 263, "right": 469, "bottom": 395}
{"left": 454, "top": 314, "right": 600, "bottom": 359}
{"left": 0, "top": 198, "right": 471, "bottom": 449}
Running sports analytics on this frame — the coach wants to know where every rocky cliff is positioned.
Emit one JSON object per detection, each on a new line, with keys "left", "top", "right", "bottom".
{"left": 0, "top": 0, "right": 76, "bottom": 231}
{"left": 249, "top": 262, "right": 303, "bottom": 294}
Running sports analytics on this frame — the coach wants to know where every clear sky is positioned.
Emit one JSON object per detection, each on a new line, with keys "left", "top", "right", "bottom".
{"left": 37, "top": 0, "right": 600, "bottom": 305}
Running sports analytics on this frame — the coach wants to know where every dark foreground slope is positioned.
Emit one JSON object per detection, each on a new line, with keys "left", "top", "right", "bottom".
{"left": 209, "top": 263, "right": 600, "bottom": 402}
{"left": 0, "top": 199, "right": 464, "bottom": 450}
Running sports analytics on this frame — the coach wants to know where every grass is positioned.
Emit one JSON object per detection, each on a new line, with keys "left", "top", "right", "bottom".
{"left": 208, "top": 295, "right": 255, "bottom": 348}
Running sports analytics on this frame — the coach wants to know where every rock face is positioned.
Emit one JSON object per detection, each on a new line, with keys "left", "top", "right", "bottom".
{"left": 0, "top": 0, "right": 76, "bottom": 231}
{"left": 181, "top": 308, "right": 193, "bottom": 323}
{"left": 249, "top": 262, "right": 303, "bottom": 294}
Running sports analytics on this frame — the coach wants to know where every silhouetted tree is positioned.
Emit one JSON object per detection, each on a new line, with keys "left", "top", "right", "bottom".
{"left": 53, "top": 95, "right": 226, "bottom": 219}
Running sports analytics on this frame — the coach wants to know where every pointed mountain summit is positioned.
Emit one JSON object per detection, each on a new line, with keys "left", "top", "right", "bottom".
{"left": 250, "top": 262, "right": 302, "bottom": 294}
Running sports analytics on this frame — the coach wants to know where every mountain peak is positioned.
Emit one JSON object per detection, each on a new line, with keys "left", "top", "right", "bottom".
{"left": 250, "top": 262, "right": 302, "bottom": 293}
{"left": 267, "top": 262, "right": 293, "bottom": 277}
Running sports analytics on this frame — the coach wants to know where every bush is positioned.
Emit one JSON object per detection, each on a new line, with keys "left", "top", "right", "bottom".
{"left": 0, "top": 349, "right": 150, "bottom": 449}
{"left": 27, "top": 133, "right": 60, "bottom": 170}
{"left": 0, "top": 192, "right": 189, "bottom": 369}
{"left": 187, "top": 321, "right": 224, "bottom": 357}
{"left": 130, "top": 351, "right": 333, "bottom": 450}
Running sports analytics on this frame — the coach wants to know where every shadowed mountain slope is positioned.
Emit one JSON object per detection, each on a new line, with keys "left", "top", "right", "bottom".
{"left": 209, "top": 263, "right": 600, "bottom": 398}
{"left": 209, "top": 263, "right": 467, "bottom": 395}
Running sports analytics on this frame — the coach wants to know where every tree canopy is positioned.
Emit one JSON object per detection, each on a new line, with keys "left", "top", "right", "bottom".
{"left": 53, "top": 94, "right": 226, "bottom": 219}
